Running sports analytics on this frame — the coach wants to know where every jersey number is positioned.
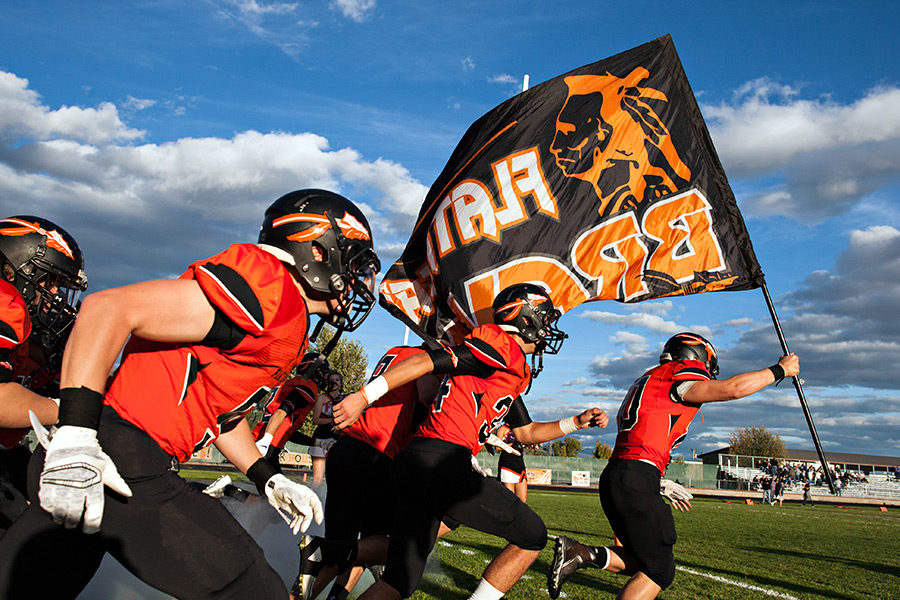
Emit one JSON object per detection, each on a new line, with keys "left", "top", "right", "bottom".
{"left": 617, "top": 375, "right": 649, "bottom": 432}
{"left": 477, "top": 395, "right": 515, "bottom": 445}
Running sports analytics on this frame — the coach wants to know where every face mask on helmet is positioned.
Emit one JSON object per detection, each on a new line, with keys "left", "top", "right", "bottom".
{"left": 659, "top": 332, "right": 719, "bottom": 379}
{"left": 0, "top": 216, "right": 87, "bottom": 354}
{"left": 258, "top": 190, "right": 381, "bottom": 334}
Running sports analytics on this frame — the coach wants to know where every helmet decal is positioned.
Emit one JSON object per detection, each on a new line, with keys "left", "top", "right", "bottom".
{"left": 0, "top": 218, "right": 75, "bottom": 260}
{"left": 275, "top": 211, "right": 372, "bottom": 244}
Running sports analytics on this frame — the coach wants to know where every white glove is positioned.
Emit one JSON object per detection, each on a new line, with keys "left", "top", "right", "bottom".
{"left": 255, "top": 432, "right": 274, "bottom": 456}
{"left": 202, "top": 474, "right": 233, "bottom": 498}
{"left": 485, "top": 433, "right": 521, "bottom": 456}
{"left": 33, "top": 417, "right": 132, "bottom": 534}
{"left": 660, "top": 479, "right": 693, "bottom": 512}
{"left": 264, "top": 474, "right": 324, "bottom": 535}
{"left": 471, "top": 454, "right": 490, "bottom": 477}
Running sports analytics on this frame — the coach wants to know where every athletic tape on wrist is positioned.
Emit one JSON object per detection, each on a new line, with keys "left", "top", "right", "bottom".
{"left": 558, "top": 415, "right": 579, "bottom": 435}
{"left": 247, "top": 457, "right": 280, "bottom": 494}
{"left": 768, "top": 364, "right": 786, "bottom": 383}
{"left": 57, "top": 387, "right": 104, "bottom": 430}
{"left": 363, "top": 375, "right": 389, "bottom": 405}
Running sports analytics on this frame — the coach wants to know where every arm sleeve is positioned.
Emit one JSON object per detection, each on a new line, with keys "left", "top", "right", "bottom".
{"left": 504, "top": 396, "right": 532, "bottom": 429}
{"left": 426, "top": 339, "right": 503, "bottom": 379}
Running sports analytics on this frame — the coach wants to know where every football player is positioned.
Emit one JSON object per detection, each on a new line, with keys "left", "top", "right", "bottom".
{"left": 309, "top": 368, "right": 344, "bottom": 485}
{"left": 0, "top": 216, "right": 87, "bottom": 530}
{"left": 301, "top": 345, "right": 443, "bottom": 600}
{"left": 0, "top": 189, "right": 380, "bottom": 600}
{"left": 547, "top": 333, "right": 799, "bottom": 600}
{"left": 334, "top": 283, "right": 609, "bottom": 600}
{"left": 253, "top": 352, "right": 333, "bottom": 468}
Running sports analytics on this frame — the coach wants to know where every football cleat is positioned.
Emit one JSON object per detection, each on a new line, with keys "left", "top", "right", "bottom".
{"left": 295, "top": 534, "right": 324, "bottom": 600}
{"left": 548, "top": 535, "right": 585, "bottom": 599}
{"left": 367, "top": 564, "right": 385, "bottom": 582}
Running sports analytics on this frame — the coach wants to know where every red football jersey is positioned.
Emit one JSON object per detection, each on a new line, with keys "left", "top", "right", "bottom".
{"left": 610, "top": 360, "right": 710, "bottom": 473}
{"left": 345, "top": 346, "right": 427, "bottom": 459}
{"left": 104, "top": 244, "right": 310, "bottom": 461}
{"left": 251, "top": 376, "right": 318, "bottom": 448}
{"left": 416, "top": 324, "right": 531, "bottom": 456}
{"left": 0, "top": 280, "right": 32, "bottom": 449}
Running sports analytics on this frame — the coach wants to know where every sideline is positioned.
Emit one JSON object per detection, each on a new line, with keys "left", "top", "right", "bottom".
{"left": 677, "top": 566, "right": 801, "bottom": 599}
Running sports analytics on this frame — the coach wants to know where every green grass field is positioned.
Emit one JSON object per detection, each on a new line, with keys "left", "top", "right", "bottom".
{"left": 182, "top": 470, "right": 899, "bottom": 599}
{"left": 410, "top": 490, "right": 900, "bottom": 600}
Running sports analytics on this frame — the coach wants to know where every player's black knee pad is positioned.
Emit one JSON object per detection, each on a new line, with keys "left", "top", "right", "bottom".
{"left": 380, "top": 569, "right": 416, "bottom": 599}
{"left": 645, "top": 557, "right": 676, "bottom": 590}
{"left": 510, "top": 508, "right": 547, "bottom": 551}
{"left": 322, "top": 538, "right": 358, "bottom": 572}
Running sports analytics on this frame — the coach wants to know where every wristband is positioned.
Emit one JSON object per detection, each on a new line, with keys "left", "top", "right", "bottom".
{"left": 57, "top": 386, "right": 104, "bottom": 430}
{"left": 558, "top": 416, "right": 579, "bottom": 435}
{"left": 247, "top": 457, "right": 280, "bottom": 494}
{"left": 768, "top": 364, "right": 786, "bottom": 383}
{"left": 362, "top": 375, "right": 389, "bottom": 405}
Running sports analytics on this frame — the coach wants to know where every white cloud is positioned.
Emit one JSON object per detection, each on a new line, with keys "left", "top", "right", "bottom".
{"left": 704, "top": 80, "right": 900, "bottom": 221}
{"left": 487, "top": 74, "right": 516, "bottom": 85}
{"left": 210, "top": 0, "right": 310, "bottom": 58}
{"left": 0, "top": 71, "right": 143, "bottom": 144}
{"left": 331, "top": 0, "right": 376, "bottom": 22}
{"left": 0, "top": 68, "right": 427, "bottom": 290}
{"left": 122, "top": 96, "right": 156, "bottom": 112}
{"left": 579, "top": 310, "right": 711, "bottom": 337}
{"left": 461, "top": 56, "right": 475, "bottom": 71}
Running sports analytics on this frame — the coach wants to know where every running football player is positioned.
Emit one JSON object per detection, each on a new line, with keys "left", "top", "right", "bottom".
{"left": 253, "top": 352, "right": 333, "bottom": 468}
{"left": 547, "top": 332, "right": 799, "bottom": 600}
{"left": 0, "top": 189, "right": 380, "bottom": 600}
{"left": 334, "top": 283, "right": 609, "bottom": 600}
{"left": 0, "top": 216, "right": 87, "bottom": 530}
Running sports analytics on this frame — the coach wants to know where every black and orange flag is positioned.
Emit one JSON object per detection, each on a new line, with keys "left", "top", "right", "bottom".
{"left": 379, "top": 35, "right": 764, "bottom": 345}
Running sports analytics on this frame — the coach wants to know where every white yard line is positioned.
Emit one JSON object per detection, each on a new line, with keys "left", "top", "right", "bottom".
{"left": 677, "top": 566, "right": 801, "bottom": 599}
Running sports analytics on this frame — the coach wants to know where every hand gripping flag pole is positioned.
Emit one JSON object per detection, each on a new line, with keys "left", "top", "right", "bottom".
{"left": 761, "top": 282, "right": 837, "bottom": 495}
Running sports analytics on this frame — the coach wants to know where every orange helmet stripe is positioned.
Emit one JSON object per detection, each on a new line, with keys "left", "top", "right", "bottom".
{"left": 0, "top": 218, "right": 75, "bottom": 259}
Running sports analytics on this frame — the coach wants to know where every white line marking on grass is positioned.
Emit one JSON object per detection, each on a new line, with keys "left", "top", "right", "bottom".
{"left": 677, "top": 566, "right": 800, "bottom": 599}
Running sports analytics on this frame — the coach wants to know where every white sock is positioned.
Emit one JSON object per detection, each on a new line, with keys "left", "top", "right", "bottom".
{"left": 468, "top": 578, "right": 504, "bottom": 600}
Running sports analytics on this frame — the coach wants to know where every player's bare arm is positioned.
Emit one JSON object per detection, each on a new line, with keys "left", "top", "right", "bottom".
{"left": 214, "top": 418, "right": 265, "bottom": 473}
{"left": 60, "top": 278, "right": 216, "bottom": 393}
{"left": 681, "top": 353, "right": 799, "bottom": 404}
{"left": 333, "top": 352, "right": 435, "bottom": 430}
{"left": 262, "top": 406, "right": 290, "bottom": 437}
{"left": 513, "top": 407, "right": 608, "bottom": 445}
{"left": 0, "top": 382, "right": 59, "bottom": 427}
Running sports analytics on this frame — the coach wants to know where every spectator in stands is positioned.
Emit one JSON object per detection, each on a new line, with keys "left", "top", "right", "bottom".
{"left": 802, "top": 481, "right": 815, "bottom": 507}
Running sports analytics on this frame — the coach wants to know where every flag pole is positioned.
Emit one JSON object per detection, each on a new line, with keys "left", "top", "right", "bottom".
{"left": 761, "top": 283, "right": 837, "bottom": 495}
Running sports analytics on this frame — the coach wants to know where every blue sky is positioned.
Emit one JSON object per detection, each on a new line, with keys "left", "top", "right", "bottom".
{"left": 2, "top": 0, "right": 899, "bottom": 460}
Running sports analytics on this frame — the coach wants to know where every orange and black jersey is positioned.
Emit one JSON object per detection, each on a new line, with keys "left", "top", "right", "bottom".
{"left": 251, "top": 376, "right": 318, "bottom": 449}
{"left": 345, "top": 345, "right": 428, "bottom": 459}
{"left": 416, "top": 324, "right": 533, "bottom": 456}
{"left": 105, "top": 244, "right": 310, "bottom": 462}
{"left": 0, "top": 279, "right": 33, "bottom": 449}
{"left": 610, "top": 360, "right": 710, "bottom": 473}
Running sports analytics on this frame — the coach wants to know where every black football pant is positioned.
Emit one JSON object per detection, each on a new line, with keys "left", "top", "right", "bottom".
{"left": 0, "top": 407, "right": 286, "bottom": 600}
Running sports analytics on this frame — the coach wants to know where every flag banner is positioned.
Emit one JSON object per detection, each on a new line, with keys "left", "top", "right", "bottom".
{"left": 380, "top": 35, "right": 764, "bottom": 345}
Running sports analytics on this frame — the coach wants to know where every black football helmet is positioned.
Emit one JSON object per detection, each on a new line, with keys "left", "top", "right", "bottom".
{"left": 493, "top": 283, "right": 567, "bottom": 379}
{"left": 0, "top": 216, "right": 87, "bottom": 353}
{"left": 297, "top": 351, "right": 335, "bottom": 391}
{"left": 659, "top": 332, "right": 719, "bottom": 378}
{"left": 258, "top": 189, "right": 380, "bottom": 333}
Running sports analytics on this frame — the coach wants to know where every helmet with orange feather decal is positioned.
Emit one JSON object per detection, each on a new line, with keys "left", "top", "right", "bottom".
{"left": 0, "top": 215, "right": 87, "bottom": 353}
{"left": 492, "top": 283, "right": 567, "bottom": 379}
{"left": 258, "top": 189, "right": 380, "bottom": 333}
{"left": 659, "top": 332, "right": 719, "bottom": 379}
